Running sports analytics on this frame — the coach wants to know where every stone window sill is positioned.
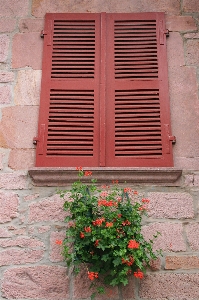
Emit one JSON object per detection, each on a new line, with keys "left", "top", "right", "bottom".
{"left": 28, "top": 167, "right": 182, "bottom": 186}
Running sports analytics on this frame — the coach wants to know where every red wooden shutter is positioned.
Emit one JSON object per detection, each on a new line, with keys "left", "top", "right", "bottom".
{"left": 105, "top": 13, "right": 175, "bottom": 167}
{"left": 35, "top": 13, "right": 101, "bottom": 167}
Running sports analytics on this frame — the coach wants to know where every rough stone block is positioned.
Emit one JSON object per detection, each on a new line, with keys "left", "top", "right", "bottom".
{"left": 19, "top": 18, "right": 44, "bottom": 32}
{"left": 32, "top": 0, "right": 180, "bottom": 17}
{"left": 142, "top": 222, "right": 186, "bottom": 252}
{"left": 0, "top": 85, "right": 11, "bottom": 104}
{"left": 140, "top": 274, "right": 199, "bottom": 299}
{"left": 165, "top": 255, "right": 199, "bottom": 270}
{"left": 0, "top": 34, "right": 9, "bottom": 62}
{"left": 193, "top": 175, "right": 199, "bottom": 186}
{"left": 147, "top": 192, "right": 194, "bottom": 219}
{"left": 0, "top": 192, "right": 19, "bottom": 223}
{"left": 183, "top": 0, "right": 199, "bottom": 12}
{"left": 0, "top": 172, "right": 28, "bottom": 189}
{"left": 0, "top": 227, "right": 12, "bottom": 237}
{"left": 0, "top": 0, "right": 29, "bottom": 17}
{"left": 0, "top": 71, "right": 14, "bottom": 82}
{"left": 0, "top": 18, "right": 16, "bottom": 32}
{"left": 38, "top": 225, "right": 50, "bottom": 233}
{"left": 121, "top": 276, "right": 136, "bottom": 299}
{"left": 2, "top": 266, "right": 69, "bottom": 299}
{"left": 0, "top": 248, "right": 44, "bottom": 266}
{"left": 14, "top": 69, "right": 41, "bottom": 105}
{"left": 0, "top": 236, "right": 45, "bottom": 248}
{"left": 0, "top": 106, "right": 39, "bottom": 148}
{"left": 73, "top": 265, "right": 119, "bottom": 300}
{"left": 12, "top": 32, "right": 43, "bottom": 69}
{"left": 149, "top": 257, "right": 162, "bottom": 271}
{"left": 9, "top": 149, "right": 35, "bottom": 170}
{"left": 24, "top": 193, "right": 40, "bottom": 201}
{"left": 49, "top": 231, "right": 65, "bottom": 262}
{"left": 28, "top": 194, "right": 67, "bottom": 223}
{"left": 166, "top": 15, "right": 197, "bottom": 31}
{"left": 184, "top": 32, "right": 199, "bottom": 39}
{"left": 186, "top": 39, "right": 199, "bottom": 66}
{"left": 185, "top": 223, "right": 199, "bottom": 250}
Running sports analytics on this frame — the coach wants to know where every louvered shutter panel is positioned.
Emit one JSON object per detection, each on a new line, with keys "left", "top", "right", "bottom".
{"left": 35, "top": 13, "right": 101, "bottom": 167}
{"left": 105, "top": 13, "right": 174, "bottom": 167}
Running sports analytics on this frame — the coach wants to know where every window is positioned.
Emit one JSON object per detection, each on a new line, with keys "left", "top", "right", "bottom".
{"left": 35, "top": 12, "right": 175, "bottom": 167}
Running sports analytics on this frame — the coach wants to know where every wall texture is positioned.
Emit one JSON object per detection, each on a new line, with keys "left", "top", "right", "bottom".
{"left": 0, "top": 0, "right": 199, "bottom": 299}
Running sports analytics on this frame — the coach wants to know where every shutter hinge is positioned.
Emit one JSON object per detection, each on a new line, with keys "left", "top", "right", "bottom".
{"left": 169, "top": 135, "right": 176, "bottom": 145}
{"left": 40, "top": 30, "right": 47, "bottom": 38}
{"left": 164, "top": 29, "right": 169, "bottom": 37}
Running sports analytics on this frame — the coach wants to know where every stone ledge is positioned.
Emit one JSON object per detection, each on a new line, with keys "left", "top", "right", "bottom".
{"left": 28, "top": 168, "right": 182, "bottom": 186}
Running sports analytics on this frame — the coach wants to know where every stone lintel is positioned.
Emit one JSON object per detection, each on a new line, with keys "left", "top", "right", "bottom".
{"left": 28, "top": 167, "right": 182, "bottom": 186}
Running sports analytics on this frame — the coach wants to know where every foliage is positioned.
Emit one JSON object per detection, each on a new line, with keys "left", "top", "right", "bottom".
{"left": 60, "top": 168, "right": 161, "bottom": 298}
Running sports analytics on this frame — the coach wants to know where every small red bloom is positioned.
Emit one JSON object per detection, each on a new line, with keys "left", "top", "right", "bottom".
{"left": 55, "top": 240, "right": 63, "bottom": 245}
{"left": 84, "top": 171, "right": 92, "bottom": 176}
{"left": 112, "top": 180, "right": 119, "bottom": 184}
{"left": 80, "top": 232, "right": 85, "bottom": 239}
{"left": 124, "top": 187, "right": 132, "bottom": 193}
{"left": 118, "top": 214, "right": 122, "bottom": 218}
{"left": 142, "top": 198, "right": 150, "bottom": 203}
{"left": 128, "top": 240, "right": 140, "bottom": 249}
{"left": 134, "top": 271, "right": 144, "bottom": 279}
{"left": 105, "top": 222, "right": 113, "bottom": 227}
{"left": 122, "top": 220, "right": 131, "bottom": 226}
{"left": 88, "top": 271, "right": 98, "bottom": 280}
{"left": 94, "top": 240, "right": 99, "bottom": 247}
{"left": 76, "top": 166, "right": 83, "bottom": 171}
{"left": 84, "top": 226, "right": 92, "bottom": 232}
{"left": 138, "top": 205, "right": 147, "bottom": 211}
{"left": 92, "top": 218, "right": 105, "bottom": 226}
{"left": 133, "top": 190, "right": 138, "bottom": 195}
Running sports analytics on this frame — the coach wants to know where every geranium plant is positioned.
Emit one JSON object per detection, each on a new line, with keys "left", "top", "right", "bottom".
{"left": 60, "top": 167, "right": 161, "bottom": 299}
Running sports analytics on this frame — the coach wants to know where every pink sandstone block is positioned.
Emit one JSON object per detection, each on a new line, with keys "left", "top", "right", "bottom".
{"left": 14, "top": 69, "right": 41, "bottom": 105}
{"left": 37, "top": 225, "right": 50, "bottom": 233}
{"left": 2, "top": 266, "right": 69, "bottom": 299}
{"left": 184, "top": 32, "right": 199, "bottom": 39}
{"left": 0, "top": 85, "right": 11, "bottom": 104}
{"left": 7, "top": 226, "right": 26, "bottom": 235}
{"left": 185, "top": 223, "right": 199, "bottom": 250}
{"left": 0, "top": 72, "right": 14, "bottom": 82}
{"left": 149, "top": 257, "right": 162, "bottom": 271}
{"left": 0, "top": 106, "right": 39, "bottom": 148}
{"left": 0, "top": 172, "right": 28, "bottom": 189}
{"left": 165, "top": 255, "right": 199, "bottom": 270}
{"left": 32, "top": 0, "right": 180, "bottom": 17}
{"left": 0, "top": 18, "right": 16, "bottom": 32}
{"left": 0, "top": 34, "right": 9, "bottom": 62}
{"left": 140, "top": 273, "right": 199, "bottom": 299}
{"left": 166, "top": 15, "right": 197, "bottom": 31}
{"left": 0, "top": 192, "right": 19, "bottom": 223}
{"left": 183, "top": 0, "right": 199, "bottom": 12}
{"left": 0, "top": 236, "right": 45, "bottom": 248}
{"left": 0, "top": 0, "right": 29, "bottom": 17}
{"left": 73, "top": 265, "right": 119, "bottom": 300}
{"left": 186, "top": 39, "right": 199, "bottom": 66}
{"left": 142, "top": 222, "right": 186, "bottom": 252}
{"left": 19, "top": 18, "right": 44, "bottom": 33}
{"left": 121, "top": 276, "right": 136, "bottom": 299}
{"left": 12, "top": 32, "right": 43, "bottom": 70}
{"left": 28, "top": 194, "right": 67, "bottom": 223}
{"left": 9, "top": 149, "right": 35, "bottom": 170}
{"left": 193, "top": 175, "right": 199, "bottom": 186}
{"left": 50, "top": 231, "right": 65, "bottom": 262}
{"left": 0, "top": 248, "right": 44, "bottom": 266}
{"left": 147, "top": 192, "right": 194, "bottom": 219}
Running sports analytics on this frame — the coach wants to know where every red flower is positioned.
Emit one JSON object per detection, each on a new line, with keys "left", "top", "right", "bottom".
{"left": 94, "top": 240, "right": 99, "bottom": 247}
{"left": 80, "top": 232, "right": 85, "bottom": 239}
{"left": 112, "top": 180, "right": 119, "bottom": 184}
{"left": 118, "top": 214, "right": 122, "bottom": 218}
{"left": 134, "top": 271, "right": 144, "bottom": 279}
{"left": 92, "top": 218, "right": 105, "bottom": 226}
{"left": 105, "top": 222, "right": 113, "bottom": 227}
{"left": 76, "top": 166, "right": 82, "bottom": 171}
{"left": 142, "top": 198, "right": 150, "bottom": 203}
{"left": 84, "top": 226, "right": 91, "bottom": 232}
{"left": 133, "top": 190, "right": 138, "bottom": 195}
{"left": 122, "top": 220, "right": 131, "bottom": 226}
{"left": 84, "top": 171, "right": 92, "bottom": 176}
{"left": 88, "top": 271, "right": 98, "bottom": 280}
{"left": 138, "top": 205, "right": 147, "bottom": 211}
{"left": 124, "top": 187, "right": 132, "bottom": 193}
{"left": 128, "top": 240, "right": 140, "bottom": 249}
{"left": 55, "top": 240, "right": 63, "bottom": 245}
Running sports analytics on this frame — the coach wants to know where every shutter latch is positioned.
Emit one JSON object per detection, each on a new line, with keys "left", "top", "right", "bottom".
{"left": 33, "top": 137, "right": 39, "bottom": 145}
{"left": 40, "top": 30, "right": 47, "bottom": 38}
{"left": 169, "top": 135, "right": 176, "bottom": 145}
{"left": 164, "top": 29, "right": 169, "bottom": 37}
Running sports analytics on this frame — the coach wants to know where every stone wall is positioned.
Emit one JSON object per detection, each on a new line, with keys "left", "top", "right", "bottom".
{"left": 0, "top": 0, "right": 199, "bottom": 299}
